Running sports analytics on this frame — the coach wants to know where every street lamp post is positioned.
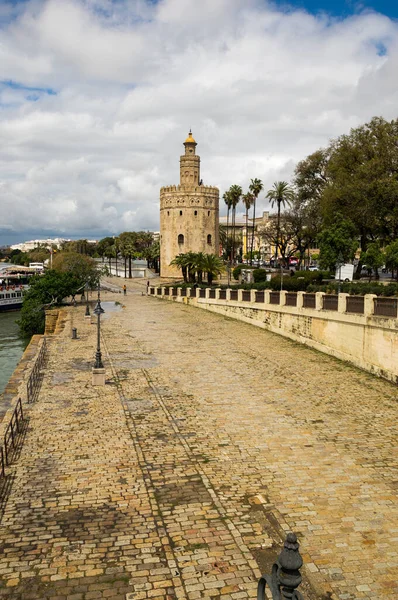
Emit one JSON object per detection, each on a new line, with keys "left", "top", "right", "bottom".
{"left": 85, "top": 282, "right": 90, "bottom": 317}
{"left": 93, "top": 283, "right": 105, "bottom": 369}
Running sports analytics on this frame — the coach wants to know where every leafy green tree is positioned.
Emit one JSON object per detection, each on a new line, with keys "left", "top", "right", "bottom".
{"left": 361, "top": 242, "right": 385, "bottom": 280}
{"left": 324, "top": 117, "right": 398, "bottom": 252}
{"left": 52, "top": 252, "right": 99, "bottom": 288}
{"left": 18, "top": 270, "right": 85, "bottom": 336}
{"left": 318, "top": 215, "right": 357, "bottom": 271}
{"left": 97, "top": 236, "right": 115, "bottom": 263}
{"left": 385, "top": 240, "right": 398, "bottom": 279}
{"left": 266, "top": 181, "right": 295, "bottom": 265}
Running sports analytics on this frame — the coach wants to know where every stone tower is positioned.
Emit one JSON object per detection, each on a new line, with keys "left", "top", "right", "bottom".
{"left": 160, "top": 131, "right": 219, "bottom": 278}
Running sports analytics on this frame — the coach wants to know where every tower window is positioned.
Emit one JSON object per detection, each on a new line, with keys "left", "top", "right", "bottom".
{"left": 167, "top": 211, "right": 170, "bottom": 216}
{"left": 207, "top": 234, "right": 212, "bottom": 245}
{"left": 180, "top": 210, "right": 183, "bottom": 216}
{"left": 208, "top": 211, "right": 210, "bottom": 216}
{"left": 178, "top": 234, "right": 184, "bottom": 245}
{"left": 194, "top": 210, "right": 197, "bottom": 216}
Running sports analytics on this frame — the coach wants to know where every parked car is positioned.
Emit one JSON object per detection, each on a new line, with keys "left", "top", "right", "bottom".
{"left": 308, "top": 265, "right": 319, "bottom": 271}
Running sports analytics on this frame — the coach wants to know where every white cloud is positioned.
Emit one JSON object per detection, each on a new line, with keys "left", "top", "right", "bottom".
{"left": 0, "top": 0, "right": 397, "bottom": 241}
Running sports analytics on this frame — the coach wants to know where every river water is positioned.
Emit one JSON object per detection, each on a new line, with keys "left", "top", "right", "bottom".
{"left": 0, "top": 311, "right": 27, "bottom": 395}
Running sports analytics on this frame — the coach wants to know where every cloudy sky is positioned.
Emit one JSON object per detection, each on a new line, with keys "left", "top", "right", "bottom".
{"left": 0, "top": 0, "right": 397, "bottom": 245}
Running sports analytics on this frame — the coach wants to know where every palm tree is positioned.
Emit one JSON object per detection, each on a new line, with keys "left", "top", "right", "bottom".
{"left": 202, "top": 254, "right": 224, "bottom": 285}
{"left": 170, "top": 253, "right": 188, "bottom": 282}
{"left": 266, "top": 181, "right": 295, "bottom": 266}
{"left": 194, "top": 252, "right": 206, "bottom": 284}
{"left": 114, "top": 237, "right": 120, "bottom": 277}
{"left": 249, "top": 178, "right": 264, "bottom": 266}
{"left": 228, "top": 184, "right": 242, "bottom": 264}
{"left": 223, "top": 191, "right": 233, "bottom": 261}
{"left": 242, "top": 192, "right": 254, "bottom": 260}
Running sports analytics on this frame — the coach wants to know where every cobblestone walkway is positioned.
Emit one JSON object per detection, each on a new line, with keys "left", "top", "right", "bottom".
{"left": 1, "top": 281, "right": 398, "bottom": 600}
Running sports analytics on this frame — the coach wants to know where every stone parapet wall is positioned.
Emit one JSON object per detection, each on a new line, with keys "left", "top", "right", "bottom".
{"left": 150, "top": 287, "right": 398, "bottom": 383}
{"left": 0, "top": 334, "right": 43, "bottom": 427}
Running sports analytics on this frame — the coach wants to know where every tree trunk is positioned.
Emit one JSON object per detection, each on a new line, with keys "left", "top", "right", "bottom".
{"left": 276, "top": 201, "right": 281, "bottom": 266}
{"left": 245, "top": 207, "right": 249, "bottom": 261}
{"left": 232, "top": 206, "right": 236, "bottom": 264}
{"left": 226, "top": 207, "right": 230, "bottom": 261}
{"left": 128, "top": 255, "right": 132, "bottom": 278}
{"left": 250, "top": 198, "right": 256, "bottom": 266}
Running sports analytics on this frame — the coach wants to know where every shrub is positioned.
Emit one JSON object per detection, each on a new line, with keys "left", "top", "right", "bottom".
{"left": 253, "top": 268, "right": 268, "bottom": 283}
{"left": 232, "top": 264, "right": 255, "bottom": 280}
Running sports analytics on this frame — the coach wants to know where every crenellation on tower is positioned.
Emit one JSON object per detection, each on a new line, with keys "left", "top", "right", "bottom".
{"left": 160, "top": 131, "right": 220, "bottom": 278}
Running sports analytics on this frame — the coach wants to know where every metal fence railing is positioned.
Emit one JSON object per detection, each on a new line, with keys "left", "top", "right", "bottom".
{"left": 242, "top": 291, "right": 251, "bottom": 302}
{"left": 0, "top": 398, "right": 26, "bottom": 480}
{"left": 255, "top": 291, "right": 265, "bottom": 303}
{"left": 27, "top": 337, "right": 47, "bottom": 403}
{"left": 199, "top": 288, "right": 206, "bottom": 298}
{"left": 323, "top": 295, "right": 338, "bottom": 311}
{"left": 270, "top": 291, "right": 280, "bottom": 305}
{"left": 303, "top": 293, "right": 316, "bottom": 309}
{"left": 219, "top": 290, "right": 227, "bottom": 300}
{"left": 285, "top": 292, "right": 297, "bottom": 307}
{"left": 230, "top": 290, "right": 238, "bottom": 301}
{"left": 346, "top": 295, "right": 364, "bottom": 314}
{"left": 374, "top": 297, "right": 398, "bottom": 318}
{"left": 209, "top": 289, "right": 216, "bottom": 299}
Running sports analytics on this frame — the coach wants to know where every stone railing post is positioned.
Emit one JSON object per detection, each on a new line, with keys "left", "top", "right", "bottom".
{"left": 177, "top": 287, "right": 182, "bottom": 298}
{"left": 297, "top": 291, "right": 304, "bottom": 309}
{"left": 264, "top": 290, "right": 271, "bottom": 305}
{"left": 315, "top": 292, "right": 325, "bottom": 311}
{"left": 226, "top": 289, "right": 232, "bottom": 301}
{"left": 364, "top": 293, "right": 377, "bottom": 316}
{"left": 205, "top": 288, "right": 211, "bottom": 299}
{"left": 280, "top": 291, "right": 287, "bottom": 306}
{"left": 250, "top": 290, "right": 256, "bottom": 303}
{"left": 338, "top": 293, "right": 348, "bottom": 313}
{"left": 257, "top": 533, "right": 304, "bottom": 600}
{"left": 238, "top": 289, "right": 243, "bottom": 302}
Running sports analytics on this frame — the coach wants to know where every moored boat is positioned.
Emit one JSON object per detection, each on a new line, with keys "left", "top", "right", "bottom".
{"left": 0, "top": 266, "right": 38, "bottom": 311}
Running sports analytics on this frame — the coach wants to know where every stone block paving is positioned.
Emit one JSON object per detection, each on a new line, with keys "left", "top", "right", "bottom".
{"left": 0, "top": 281, "right": 397, "bottom": 600}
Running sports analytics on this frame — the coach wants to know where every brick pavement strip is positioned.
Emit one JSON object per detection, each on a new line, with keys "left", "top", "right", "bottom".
{"left": 0, "top": 280, "right": 397, "bottom": 600}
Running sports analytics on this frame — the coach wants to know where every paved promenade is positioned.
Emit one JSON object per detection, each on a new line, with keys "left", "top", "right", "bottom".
{"left": 1, "top": 279, "right": 398, "bottom": 600}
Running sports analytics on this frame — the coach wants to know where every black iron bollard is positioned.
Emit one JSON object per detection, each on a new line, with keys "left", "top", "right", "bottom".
{"left": 257, "top": 533, "right": 304, "bottom": 600}
{"left": 72, "top": 327, "right": 77, "bottom": 339}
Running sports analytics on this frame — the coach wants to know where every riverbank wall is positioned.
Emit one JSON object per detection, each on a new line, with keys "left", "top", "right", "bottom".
{"left": 0, "top": 308, "right": 66, "bottom": 429}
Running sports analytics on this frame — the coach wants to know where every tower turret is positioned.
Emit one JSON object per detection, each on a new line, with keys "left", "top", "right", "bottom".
{"left": 160, "top": 131, "right": 219, "bottom": 278}
{"left": 180, "top": 130, "right": 200, "bottom": 186}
